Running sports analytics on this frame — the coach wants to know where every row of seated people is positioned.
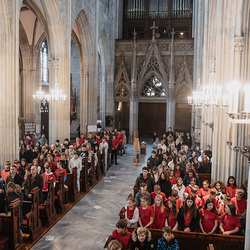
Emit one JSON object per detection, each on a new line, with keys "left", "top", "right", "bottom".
{"left": 108, "top": 220, "right": 179, "bottom": 250}
{"left": 149, "top": 129, "right": 213, "bottom": 175}
{"left": 19, "top": 130, "right": 126, "bottom": 166}
{"left": 0, "top": 144, "right": 108, "bottom": 249}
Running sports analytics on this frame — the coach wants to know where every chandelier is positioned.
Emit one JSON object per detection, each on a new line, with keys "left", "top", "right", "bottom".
{"left": 33, "top": 80, "right": 66, "bottom": 104}
{"left": 188, "top": 79, "right": 230, "bottom": 108}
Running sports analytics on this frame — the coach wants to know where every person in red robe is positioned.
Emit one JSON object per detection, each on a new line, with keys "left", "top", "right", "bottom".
{"left": 112, "top": 219, "right": 132, "bottom": 250}
{"left": 198, "top": 180, "right": 211, "bottom": 198}
{"left": 41, "top": 165, "right": 55, "bottom": 191}
{"left": 189, "top": 187, "right": 202, "bottom": 209}
{"left": 138, "top": 196, "right": 155, "bottom": 228}
{"left": 201, "top": 188, "right": 220, "bottom": 210}
{"left": 225, "top": 176, "right": 239, "bottom": 199}
{"left": 199, "top": 198, "right": 218, "bottom": 234}
{"left": 219, "top": 203, "right": 241, "bottom": 235}
{"left": 218, "top": 194, "right": 231, "bottom": 216}
{"left": 166, "top": 190, "right": 183, "bottom": 209}
{"left": 151, "top": 185, "right": 166, "bottom": 204}
{"left": 151, "top": 195, "right": 166, "bottom": 229}
{"left": 231, "top": 189, "right": 247, "bottom": 216}
{"left": 185, "top": 178, "right": 200, "bottom": 196}
{"left": 54, "top": 162, "right": 67, "bottom": 181}
{"left": 166, "top": 198, "right": 179, "bottom": 230}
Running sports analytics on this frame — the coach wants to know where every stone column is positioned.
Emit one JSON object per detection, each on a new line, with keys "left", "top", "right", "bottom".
{"left": 30, "top": 70, "right": 36, "bottom": 123}
{"left": 19, "top": 70, "right": 26, "bottom": 138}
{"left": 100, "top": 76, "right": 106, "bottom": 128}
{"left": 129, "top": 30, "right": 138, "bottom": 143}
{"left": 80, "top": 70, "right": 88, "bottom": 134}
{"left": 167, "top": 29, "right": 176, "bottom": 130}
{"left": 245, "top": 159, "right": 250, "bottom": 250}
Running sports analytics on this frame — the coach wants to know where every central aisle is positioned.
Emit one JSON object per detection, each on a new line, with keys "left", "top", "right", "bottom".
{"left": 32, "top": 144, "right": 151, "bottom": 250}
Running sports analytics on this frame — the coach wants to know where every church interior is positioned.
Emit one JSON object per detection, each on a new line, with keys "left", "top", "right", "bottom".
{"left": 0, "top": 0, "right": 250, "bottom": 249}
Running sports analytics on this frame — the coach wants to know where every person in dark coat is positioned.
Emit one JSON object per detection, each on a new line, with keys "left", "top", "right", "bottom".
{"left": 13, "top": 159, "right": 25, "bottom": 179}
{"left": 24, "top": 165, "right": 43, "bottom": 204}
{"left": 6, "top": 165, "right": 23, "bottom": 187}
{"left": 5, "top": 182, "right": 23, "bottom": 223}
{"left": 159, "top": 170, "right": 172, "bottom": 199}
{"left": 147, "top": 150, "right": 159, "bottom": 171}
{"left": 131, "top": 227, "right": 154, "bottom": 250}
{"left": 24, "top": 144, "right": 34, "bottom": 163}
{"left": 135, "top": 167, "right": 155, "bottom": 194}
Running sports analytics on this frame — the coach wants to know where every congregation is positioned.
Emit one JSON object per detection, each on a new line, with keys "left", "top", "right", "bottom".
{"left": 108, "top": 128, "right": 247, "bottom": 250}
{"left": 0, "top": 129, "right": 126, "bottom": 228}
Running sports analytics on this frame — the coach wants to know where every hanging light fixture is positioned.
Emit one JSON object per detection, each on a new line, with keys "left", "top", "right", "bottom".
{"left": 33, "top": 86, "right": 46, "bottom": 101}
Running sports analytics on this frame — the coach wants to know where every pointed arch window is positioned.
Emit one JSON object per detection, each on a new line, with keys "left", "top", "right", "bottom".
{"left": 141, "top": 76, "right": 166, "bottom": 97}
{"left": 40, "top": 40, "right": 49, "bottom": 85}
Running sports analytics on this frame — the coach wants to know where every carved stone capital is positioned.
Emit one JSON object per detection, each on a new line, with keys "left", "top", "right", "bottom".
{"left": 234, "top": 36, "right": 244, "bottom": 52}
{"left": 30, "top": 70, "right": 36, "bottom": 78}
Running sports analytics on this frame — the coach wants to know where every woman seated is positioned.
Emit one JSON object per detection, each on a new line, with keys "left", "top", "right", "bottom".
{"left": 219, "top": 203, "right": 241, "bottom": 235}
{"left": 210, "top": 181, "right": 225, "bottom": 204}
{"left": 172, "top": 177, "right": 186, "bottom": 201}
{"left": 151, "top": 195, "right": 166, "bottom": 229}
{"left": 138, "top": 196, "right": 154, "bottom": 228}
{"left": 177, "top": 196, "right": 200, "bottom": 232}
{"left": 199, "top": 198, "right": 218, "bottom": 234}
{"left": 165, "top": 198, "right": 179, "bottom": 231}
{"left": 185, "top": 178, "right": 200, "bottom": 196}
{"left": 125, "top": 196, "right": 139, "bottom": 227}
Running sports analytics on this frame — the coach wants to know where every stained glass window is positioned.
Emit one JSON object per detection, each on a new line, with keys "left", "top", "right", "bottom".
{"left": 141, "top": 76, "right": 166, "bottom": 97}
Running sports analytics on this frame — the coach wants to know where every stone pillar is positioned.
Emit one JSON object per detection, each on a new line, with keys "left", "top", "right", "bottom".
{"left": 30, "top": 70, "right": 36, "bottom": 123}
{"left": 100, "top": 76, "right": 106, "bottom": 128}
{"left": 167, "top": 29, "right": 176, "bottom": 130}
{"left": 129, "top": 30, "right": 138, "bottom": 143}
{"left": 80, "top": 70, "right": 88, "bottom": 134}
{"left": 19, "top": 70, "right": 26, "bottom": 138}
{"left": 245, "top": 159, "right": 250, "bottom": 250}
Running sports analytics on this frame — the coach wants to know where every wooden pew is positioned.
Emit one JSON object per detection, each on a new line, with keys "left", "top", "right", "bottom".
{"left": 40, "top": 179, "right": 57, "bottom": 227}
{"left": 100, "top": 149, "right": 106, "bottom": 175}
{"left": 96, "top": 151, "right": 102, "bottom": 180}
{"left": 55, "top": 172, "right": 66, "bottom": 214}
{"left": 88, "top": 154, "right": 96, "bottom": 187}
{"left": 0, "top": 199, "right": 24, "bottom": 250}
{"left": 80, "top": 158, "right": 89, "bottom": 193}
{"left": 126, "top": 227, "right": 245, "bottom": 250}
{"left": 133, "top": 183, "right": 139, "bottom": 197}
{"left": 197, "top": 173, "right": 211, "bottom": 186}
{"left": 21, "top": 187, "right": 43, "bottom": 242}
{"left": 65, "top": 167, "right": 80, "bottom": 202}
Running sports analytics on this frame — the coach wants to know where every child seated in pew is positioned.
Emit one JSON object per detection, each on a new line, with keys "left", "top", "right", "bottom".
{"left": 138, "top": 196, "right": 154, "bottom": 228}
{"left": 131, "top": 227, "right": 154, "bottom": 250}
{"left": 218, "top": 194, "right": 231, "bottom": 216}
{"left": 55, "top": 162, "right": 67, "bottom": 181}
{"left": 1, "top": 161, "right": 11, "bottom": 182}
{"left": 125, "top": 196, "right": 139, "bottom": 227}
{"left": 166, "top": 190, "right": 183, "bottom": 209}
{"left": 169, "top": 170, "right": 177, "bottom": 187}
{"left": 106, "top": 240, "right": 122, "bottom": 250}
{"left": 184, "top": 178, "right": 199, "bottom": 196}
{"left": 135, "top": 183, "right": 151, "bottom": 207}
{"left": 219, "top": 203, "right": 241, "bottom": 235}
{"left": 177, "top": 195, "right": 200, "bottom": 232}
{"left": 198, "top": 180, "right": 211, "bottom": 198}
{"left": 231, "top": 189, "right": 247, "bottom": 217}
{"left": 41, "top": 164, "right": 56, "bottom": 191}
{"left": 152, "top": 195, "right": 166, "bottom": 229}
{"left": 201, "top": 188, "right": 220, "bottom": 210}
{"left": 112, "top": 219, "right": 132, "bottom": 250}
{"left": 157, "top": 226, "right": 179, "bottom": 250}
{"left": 151, "top": 185, "right": 166, "bottom": 205}
{"left": 165, "top": 198, "right": 179, "bottom": 231}
{"left": 225, "top": 176, "right": 239, "bottom": 199}
{"left": 199, "top": 198, "right": 218, "bottom": 234}
{"left": 172, "top": 177, "right": 186, "bottom": 201}
{"left": 190, "top": 187, "right": 202, "bottom": 209}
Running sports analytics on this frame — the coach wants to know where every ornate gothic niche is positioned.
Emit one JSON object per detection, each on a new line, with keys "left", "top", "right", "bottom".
{"left": 138, "top": 40, "right": 168, "bottom": 85}
{"left": 114, "top": 60, "right": 130, "bottom": 101}
{"left": 175, "top": 57, "right": 192, "bottom": 101}
{"left": 141, "top": 75, "right": 166, "bottom": 97}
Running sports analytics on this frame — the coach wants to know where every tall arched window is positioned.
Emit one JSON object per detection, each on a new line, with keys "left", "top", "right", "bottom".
{"left": 40, "top": 40, "right": 49, "bottom": 85}
{"left": 141, "top": 76, "right": 166, "bottom": 97}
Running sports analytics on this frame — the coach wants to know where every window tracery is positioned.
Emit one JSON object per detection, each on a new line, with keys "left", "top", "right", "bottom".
{"left": 141, "top": 76, "right": 166, "bottom": 97}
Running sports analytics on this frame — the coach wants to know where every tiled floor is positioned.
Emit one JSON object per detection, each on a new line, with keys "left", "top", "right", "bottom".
{"left": 31, "top": 144, "right": 152, "bottom": 250}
